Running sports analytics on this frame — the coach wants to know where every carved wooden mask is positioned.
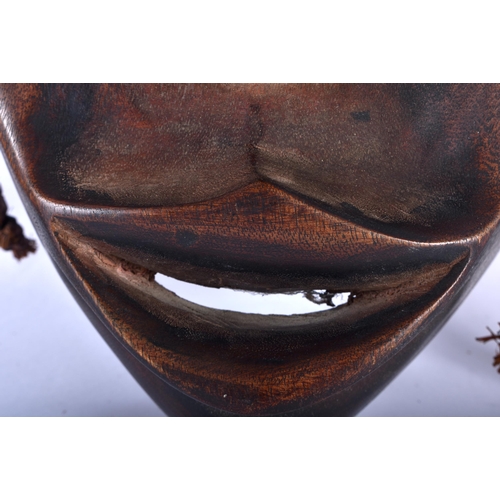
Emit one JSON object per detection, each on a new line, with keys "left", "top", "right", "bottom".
{"left": 1, "top": 84, "right": 500, "bottom": 416}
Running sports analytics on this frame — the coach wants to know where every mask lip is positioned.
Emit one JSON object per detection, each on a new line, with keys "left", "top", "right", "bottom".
{"left": 52, "top": 216, "right": 470, "bottom": 338}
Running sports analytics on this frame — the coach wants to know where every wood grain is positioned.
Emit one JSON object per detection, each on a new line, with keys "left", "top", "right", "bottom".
{"left": 1, "top": 84, "right": 500, "bottom": 416}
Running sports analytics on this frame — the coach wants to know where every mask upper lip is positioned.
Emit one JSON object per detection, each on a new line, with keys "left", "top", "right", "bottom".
{"left": 49, "top": 181, "right": 472, "bottom": 293}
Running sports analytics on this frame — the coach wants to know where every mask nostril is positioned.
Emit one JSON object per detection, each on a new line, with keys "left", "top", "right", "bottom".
{"left": 155, "top": 272, "right": 352, "bottom": 315}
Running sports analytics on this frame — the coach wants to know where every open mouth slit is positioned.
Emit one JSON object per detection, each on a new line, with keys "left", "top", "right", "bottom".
{"left": 155, "top": 272, "right": 353, "bottom": 315}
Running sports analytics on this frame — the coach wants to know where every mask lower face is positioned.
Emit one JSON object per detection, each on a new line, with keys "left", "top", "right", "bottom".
{"left": 1, "top": 84, "right": 500, "bottom": 416}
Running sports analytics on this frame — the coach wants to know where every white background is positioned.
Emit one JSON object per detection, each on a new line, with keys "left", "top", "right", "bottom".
{"left": 2, "top": 154, "right": 500, "bottom": 417}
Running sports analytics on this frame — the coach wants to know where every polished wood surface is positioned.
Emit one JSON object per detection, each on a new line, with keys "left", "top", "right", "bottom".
{"left": 1, "top": 84, "right": 500, "bottom": 416}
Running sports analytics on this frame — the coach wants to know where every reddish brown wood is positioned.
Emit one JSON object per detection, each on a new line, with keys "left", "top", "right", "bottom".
{"left": 1, "top": 84, "right": 500, "bottom": 416}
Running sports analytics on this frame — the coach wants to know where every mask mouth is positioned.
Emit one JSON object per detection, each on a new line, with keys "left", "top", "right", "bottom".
{"left": 45, "top": 173, "right": 474, "bottom": 416}
{"left": 52, "top": 216, "right": 468, "bottom": 335}
{"left": 50, "top": 213, "right": 470, "bottom": 416}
